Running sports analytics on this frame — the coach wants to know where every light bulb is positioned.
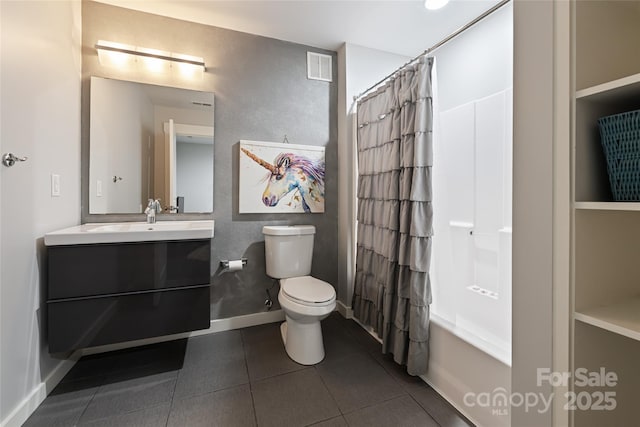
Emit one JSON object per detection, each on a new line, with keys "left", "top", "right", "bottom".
{"left": 425, "top": 0, "right": 450, "bottom": 10}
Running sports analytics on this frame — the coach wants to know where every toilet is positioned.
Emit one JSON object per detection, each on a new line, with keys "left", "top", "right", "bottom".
{"left": 263, "top": 225, "right": 336, "bottom": 365}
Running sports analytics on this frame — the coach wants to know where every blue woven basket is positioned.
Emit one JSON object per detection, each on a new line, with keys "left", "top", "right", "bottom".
{"left": 597, "top": 109, "right": 640, "bottom": 201}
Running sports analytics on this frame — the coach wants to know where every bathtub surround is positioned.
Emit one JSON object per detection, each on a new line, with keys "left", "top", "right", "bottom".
{"left": 353, "top": 57, "right": 434, "bottom": 376}
{"left": 432, "top": 88, "right": 512, "bottom": 364}
{"left": 82, "top": 2, "right": 338, "bottom": 319}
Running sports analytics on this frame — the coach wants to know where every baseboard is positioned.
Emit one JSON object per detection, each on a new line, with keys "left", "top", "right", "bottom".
{"left": 336, "top": 300, "right": 354, "bottom": 319}
{"left": 1, "top": 352, "right": 80, "bottom": 427}
{"left": 207, "top": 309, "right": 285, "bottom": 333}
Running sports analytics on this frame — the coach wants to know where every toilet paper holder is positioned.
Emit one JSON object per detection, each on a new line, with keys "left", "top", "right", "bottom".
{"left": 220, "top": 258, "right": 248, "bottom": 270}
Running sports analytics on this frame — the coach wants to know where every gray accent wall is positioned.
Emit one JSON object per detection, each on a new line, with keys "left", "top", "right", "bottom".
{"left": 82, "top": 2, "right": 338, "bottom": 318}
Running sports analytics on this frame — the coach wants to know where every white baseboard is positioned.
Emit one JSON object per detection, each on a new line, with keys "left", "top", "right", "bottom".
{"left": 3, "top": 311, "right": 285, "bottom": 426}
{"left": 1, "top": 352, "right": 80, "bottom": 427}
{"left": 207, "top": 309, "right": 285, "bottom": 333}
{"left": 336, "top": 300, "right": 354, "bottom": 319}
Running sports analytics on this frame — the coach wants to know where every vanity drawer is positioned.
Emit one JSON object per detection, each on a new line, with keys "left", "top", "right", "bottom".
{"left": 48, "top": 239, "right": 211, "bottom": 300}
{"left": 47, "top": 285, "right": 210, "bottom": 353}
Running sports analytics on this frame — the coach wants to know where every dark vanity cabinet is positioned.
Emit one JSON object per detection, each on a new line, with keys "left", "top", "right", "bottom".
{"left": 47, "top": 239, "right": 211, "bottom": 353}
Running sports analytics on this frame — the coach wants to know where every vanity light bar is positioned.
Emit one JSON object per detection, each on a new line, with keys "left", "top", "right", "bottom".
{"left": 95, "top": 40, "right": 206, "bottom": 70}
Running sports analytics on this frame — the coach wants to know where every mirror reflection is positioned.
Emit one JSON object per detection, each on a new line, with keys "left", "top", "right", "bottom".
{"left": 89, "top": 76, "right": 214, "bottom": 214}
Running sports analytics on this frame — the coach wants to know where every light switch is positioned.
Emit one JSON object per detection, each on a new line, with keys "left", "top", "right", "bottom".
{"left": 51, "top": 174, "right": 60, "bottom": 197}
{"left": 97, "top": 180, "right": 103, "bottom": 197}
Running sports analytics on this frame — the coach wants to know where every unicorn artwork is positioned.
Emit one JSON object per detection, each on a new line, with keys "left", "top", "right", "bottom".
{"left": 239, "top": 140, "right": 325, "bottom": 214}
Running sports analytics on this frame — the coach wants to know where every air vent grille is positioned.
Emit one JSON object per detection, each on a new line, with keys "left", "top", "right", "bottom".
{"left": 307, "top": 52, "right": 332, "bottom": 82}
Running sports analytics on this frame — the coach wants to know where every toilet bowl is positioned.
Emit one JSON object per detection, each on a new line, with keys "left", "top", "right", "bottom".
{"left": 278, "top": 276, "right": 336, "bottom": 365}
{"left": 262, "top": 225, "right": 336, "bottom": 365}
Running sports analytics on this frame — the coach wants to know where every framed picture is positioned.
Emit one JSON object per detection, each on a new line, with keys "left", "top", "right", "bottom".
{"left": 239, "top": 140, "right": 325, "bottom": 214}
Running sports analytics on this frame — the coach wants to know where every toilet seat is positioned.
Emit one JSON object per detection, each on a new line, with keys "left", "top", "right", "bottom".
{"left": 280, "top": 276, "right": 336, "bottom": 307}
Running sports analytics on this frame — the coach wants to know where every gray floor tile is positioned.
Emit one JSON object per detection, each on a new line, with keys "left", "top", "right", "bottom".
{"left": 79, "top": 370, "right": 177, "bottom": 423}
{"left": 173, "top": 355, "right": 249, "bottom": 400}
{"left": 308, "top": 415, "right": 348, "bottom": 426}
{"left": 182, "top": 330, "right": 244, "bottom": 368}
{"left": 322, "top": 313, "right": 349, "bottom": 332}
{"left": 406, "top": 382, "right": 474, "bottom": 427}
{"left": 78, "top": 402, "right": 171, "bottom": 426}
{"left": 322, "top": 317, "right": 370, "bottom": 359}
{"left": 372, "top": 352, "right": 427, "bottom": 391}
{"left": 344, "top": 395, "right": 439, "bottom": 427}
{"left": 109, "top": 339, "right": 187, "bottom": 374}
{"left": 60, "top": 353, "right": 118, "bottom": 383}
{"left": 30, "top": 314, "right": 474, "bottom": 427}
{"left": 241, "top": 323, "right": 305, "bottom": 381}
{"left": 167, "top": 384, "right": 255, "bottom": 427}
{"left": 23, "top": 379, "right": 100, "bottom": 427}
{"left": 340, "top": 319, "right": 383, "bottom": 355}
{"left": 316, "top": 351, "right": 405, "bottom": 414}
{"left": 252, "top": 368, "right": 340, "bottom": 427}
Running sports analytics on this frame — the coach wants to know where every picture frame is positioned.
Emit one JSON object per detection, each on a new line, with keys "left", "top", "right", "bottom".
{"left": 239, "top": 140, "right": 325, "bottom": 214}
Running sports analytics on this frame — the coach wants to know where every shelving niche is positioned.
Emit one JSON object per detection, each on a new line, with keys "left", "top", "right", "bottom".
{"left": 574, "top": 72, "right": 640, "bottom": 203}
{"left": 572, "top": 2, "right": 640, "bottom": 426}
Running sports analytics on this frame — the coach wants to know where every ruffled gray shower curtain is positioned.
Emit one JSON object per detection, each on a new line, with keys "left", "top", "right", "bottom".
{"left": 353, "top": 56, "right": 433, "bottom": 376}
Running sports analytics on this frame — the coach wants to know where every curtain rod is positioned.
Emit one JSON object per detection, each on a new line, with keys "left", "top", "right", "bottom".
{"left": 354, "top": 0, "right": 511, "bottom": 101}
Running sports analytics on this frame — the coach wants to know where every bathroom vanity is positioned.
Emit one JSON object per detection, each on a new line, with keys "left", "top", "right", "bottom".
{"left": 44, "top": 221, "right": 213, "bottom": 353}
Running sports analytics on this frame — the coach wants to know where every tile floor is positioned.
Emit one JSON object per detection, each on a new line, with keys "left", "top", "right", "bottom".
{"left": 24, "top": 313, "right": 474, "bottom": 427}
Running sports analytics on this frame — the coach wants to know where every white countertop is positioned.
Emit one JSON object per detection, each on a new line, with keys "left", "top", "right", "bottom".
{"left": 44, "top": 220, "right": 214, "bottom": 246}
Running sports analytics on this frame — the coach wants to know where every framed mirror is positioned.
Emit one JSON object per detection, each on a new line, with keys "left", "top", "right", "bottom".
{"left": 89, "top": 76, "right": 214, "bottom": 214}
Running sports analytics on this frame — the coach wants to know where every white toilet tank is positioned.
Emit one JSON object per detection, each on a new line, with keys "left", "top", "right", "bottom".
{"left": 263, "top": 225, "right": 315, "bottom": 279}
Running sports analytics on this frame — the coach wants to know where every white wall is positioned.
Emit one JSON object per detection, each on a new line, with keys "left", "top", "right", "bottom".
{"left": 337, "top": 43, "right": 410, "bottom": 309}
{"left": 511, "top": 1, "right": 555, "bottom": 426}
{"left": 435, "top": 3, "right": 513, "bottom": 111}
{"left": 90, "top": 78, "right": 149, "bottom": 213}
{"left": 0, "top": 1, "right": 81, "bottom": 426}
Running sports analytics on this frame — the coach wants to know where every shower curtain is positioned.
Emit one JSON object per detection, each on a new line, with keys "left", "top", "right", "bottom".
{"left": 353, "top": 56, "right": 434, "bottom": 376}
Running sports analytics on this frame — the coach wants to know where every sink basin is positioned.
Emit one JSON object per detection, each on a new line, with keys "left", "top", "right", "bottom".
{"left": 86, "top": 222, "right": 193, "bottom": 233}
{"left": 44, "top": 220, "right": 214, "bottom": 246}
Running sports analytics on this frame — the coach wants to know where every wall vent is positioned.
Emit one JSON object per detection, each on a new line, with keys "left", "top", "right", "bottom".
{"left": 307, "top": 52, "right": 332, "bottom": 82}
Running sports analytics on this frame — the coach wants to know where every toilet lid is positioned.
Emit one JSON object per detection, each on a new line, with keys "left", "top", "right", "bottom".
{"left": 281, "top": 276, "right": 336, "bottom": 305}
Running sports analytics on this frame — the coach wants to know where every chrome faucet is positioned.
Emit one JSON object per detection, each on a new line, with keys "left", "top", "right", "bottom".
{"left": 144, "top": 199, "right": 162, "bottom": 224}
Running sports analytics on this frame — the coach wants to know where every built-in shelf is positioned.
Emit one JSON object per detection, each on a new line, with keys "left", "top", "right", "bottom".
{"left": 575, "top": 202, "right": 640, "bottom": 211}
{"left": 575, "top": 297, "right": 640, "bottom": 342}
{"left": 576, "top": 72, "right": 640, "bottom": 102}
{"left": 572, "top": 3, "right": 640, "bottom": 425}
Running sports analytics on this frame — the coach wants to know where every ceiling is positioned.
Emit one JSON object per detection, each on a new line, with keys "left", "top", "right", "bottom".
{"left": 94, "top": 0, "right": 502, "bottom": 57}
